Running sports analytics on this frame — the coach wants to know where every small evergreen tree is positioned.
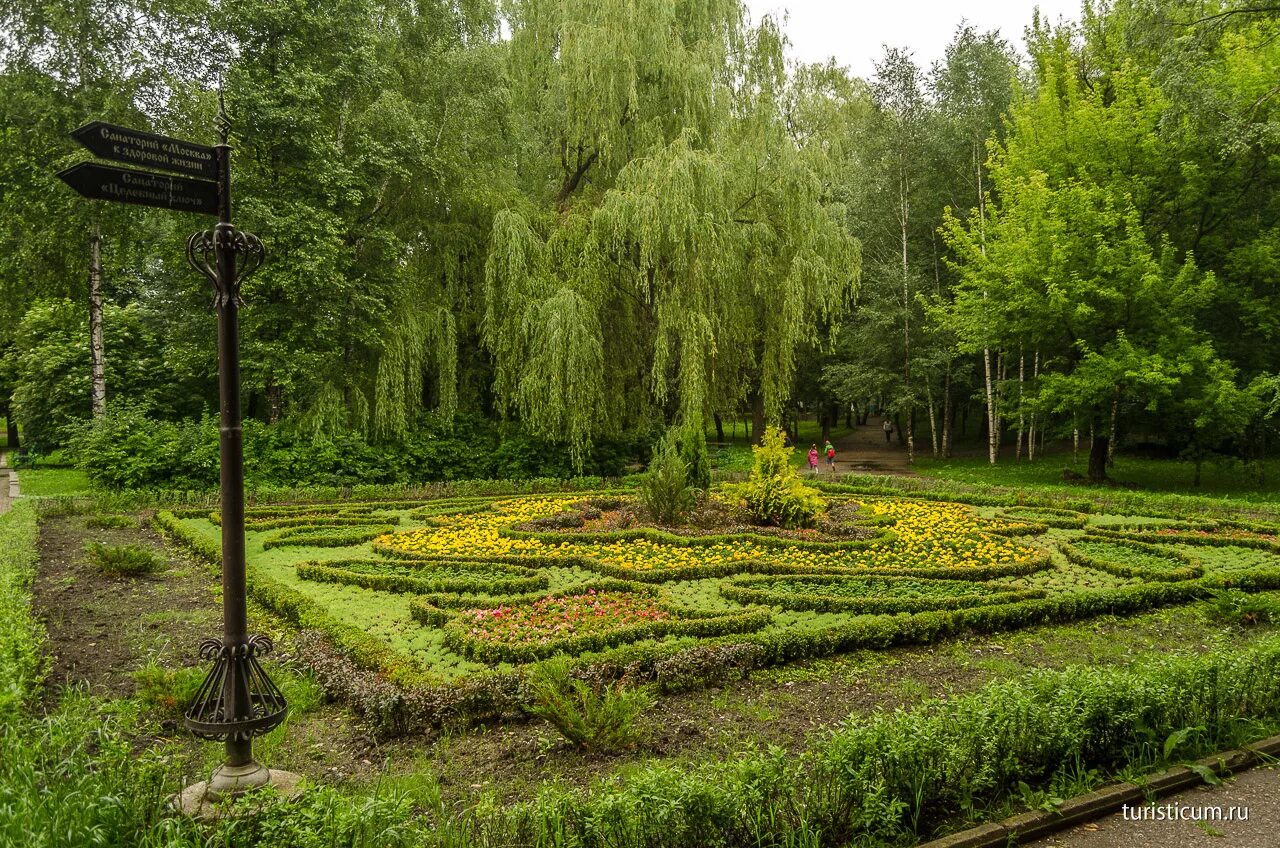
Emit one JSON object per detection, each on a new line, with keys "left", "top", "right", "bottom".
{"left": 637, "top": 433, "right": 698, "bottom": 525}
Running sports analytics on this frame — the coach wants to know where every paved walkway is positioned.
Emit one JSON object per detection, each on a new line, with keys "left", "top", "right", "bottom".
{"left": 816, "top": 416, "right": 916, "bottom": 477}
{"left": 1029, "top": 766, "right": 1280, "bottom": 847}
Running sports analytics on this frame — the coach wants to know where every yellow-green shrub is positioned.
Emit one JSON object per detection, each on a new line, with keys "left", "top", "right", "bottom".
{"left": 722, "top": 427, "right": 824, "bottom": 529}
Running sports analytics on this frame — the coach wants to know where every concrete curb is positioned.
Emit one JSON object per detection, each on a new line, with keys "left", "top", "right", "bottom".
{"left": 919, "top": 734, "right": 1280, "bottom": 848}
{"left": 0, "top": 451, "right": 16, "bottom": 506}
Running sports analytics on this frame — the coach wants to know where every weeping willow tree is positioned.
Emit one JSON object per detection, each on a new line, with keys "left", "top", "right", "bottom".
{"left": 486, "top": 2, "right": 861, "bottom": 462}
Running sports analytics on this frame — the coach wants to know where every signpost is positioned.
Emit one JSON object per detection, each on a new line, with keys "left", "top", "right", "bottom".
{"left": 70, "top": 121, "right": 218, "bottom": 180}
{"left": 58, "top": 96, "right": 294, "bottom": 815}
{"left": 56, "top": 161, "right": 217, "bottom": 215}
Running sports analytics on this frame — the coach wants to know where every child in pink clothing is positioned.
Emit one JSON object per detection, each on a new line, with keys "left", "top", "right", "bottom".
{"left": 808, "top": 444, "right": 819, "bottom": 474}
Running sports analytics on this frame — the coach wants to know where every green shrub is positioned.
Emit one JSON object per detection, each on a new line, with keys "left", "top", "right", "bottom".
{"left": 723, "top": 426, "right": 825, "bottom": 529}
{"left": 526, "top": 655, "right": 655, "bottom": 752}
{"left": 637, "top": 433, "right": 698, "bottom": 525}
{"left": 83, "top": 542, "right": 164, "bottom": 576}
{"left": 85, "top": 513, "right": 137, "bottom": 529}
{"left": 1207, "top": 589, "right": 1280, "bottom": 626}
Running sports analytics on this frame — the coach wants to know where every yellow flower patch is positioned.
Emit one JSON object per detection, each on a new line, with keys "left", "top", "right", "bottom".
{"left": 375, "top": 495, "right": 1040, "bottom": 574}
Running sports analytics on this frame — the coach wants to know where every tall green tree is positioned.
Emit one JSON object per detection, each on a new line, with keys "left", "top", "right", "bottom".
{"left": 485, "top": 3, "right": 860, "bottom": 463}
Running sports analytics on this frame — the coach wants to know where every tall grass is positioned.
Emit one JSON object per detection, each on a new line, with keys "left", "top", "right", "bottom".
{"left": 0, "top": 500, "right": 43, "bottom": 714}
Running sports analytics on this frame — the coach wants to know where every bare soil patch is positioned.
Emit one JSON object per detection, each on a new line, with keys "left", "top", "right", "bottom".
{"left": 33, "top": 513, "right": 219, "bottom": 698}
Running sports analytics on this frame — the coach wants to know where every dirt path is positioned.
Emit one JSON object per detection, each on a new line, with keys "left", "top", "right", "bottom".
{"left": 805, "top": 415, "right": 916, "bottom": 478}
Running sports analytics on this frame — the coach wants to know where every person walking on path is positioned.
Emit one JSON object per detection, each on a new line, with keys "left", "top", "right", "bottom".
{"left": 882, "top": 418, "right": 894, "bottom": 444}
{"left": 824, "top": 440, "right": 836, "bottom": 473}
{"left": 807, "top": 444, "right": 819, "bottom": 475}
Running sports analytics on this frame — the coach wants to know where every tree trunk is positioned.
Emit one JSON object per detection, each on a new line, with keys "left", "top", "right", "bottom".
{"left": 906, "top": 410, "right": 915, "bottom": 464}
{"left": 752, "top": 393, "right": 765, "bottom": 445}
{"left": 983, "top": 348, "right": 997, "bottom": 463}
{"left": 713, "top": 413, "right": 725, "bottom": 443}
{"left": 1027, "top": 351, "right": 1039, "bottom": 461}
{"left": 267, "top": 384, "right": 284, "bottom": 424}
{"left": 1107, "top": 388, "right": 1120, "bottom": 466}
{"left": 821, "top": 408, "right": 832, "bottom": 442}
{"left": 925, "top": 380, "right": 939, "bottom": 457}
{"left": 1073, "top": 422, "right": 1080, "bottom": 465}
{"left": 1015, "top": 349, "right": 1025, "bottom": 460}
{"left": 941, "top": 363, "right": 953, "bottom": 458}
{"left": 1194, "top": 455, "right": 1203, "bottom": 487}
{"left": 1088, "top": 433, "right": 1109, "bottom": 482}
{"left": 89, "top": 220, "right": 106, "bottom": 418}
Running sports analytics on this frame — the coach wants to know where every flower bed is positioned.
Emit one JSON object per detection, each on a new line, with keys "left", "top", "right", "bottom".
{"left": 152, "top": 487, "right": 1280, "bottom": 733}
{"left": 374, "top": 496, "right": 1045, "bottom": 580}
{"left": 441, "top": 590, "right": 773, "bottom": 663}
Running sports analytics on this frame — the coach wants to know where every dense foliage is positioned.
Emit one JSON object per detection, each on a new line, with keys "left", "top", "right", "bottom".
{"left": 2, "top": 0, "right": 1279, "bottom": 486}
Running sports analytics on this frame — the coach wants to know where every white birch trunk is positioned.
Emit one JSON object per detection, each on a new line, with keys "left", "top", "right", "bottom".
{"left": 89, "top": 220, "right": 106, "bottom": 418}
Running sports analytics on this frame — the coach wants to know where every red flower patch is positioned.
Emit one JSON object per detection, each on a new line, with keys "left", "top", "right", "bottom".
{"left": 461, "top": 591, "right": 670, "bottom": 646}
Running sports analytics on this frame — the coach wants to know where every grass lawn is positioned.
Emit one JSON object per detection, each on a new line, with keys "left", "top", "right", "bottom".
{"left": 915, "top": 453, "right": 1280, "bottom": 503}
{"left": 17, "top": 468, "right": 92, "bottom": 496}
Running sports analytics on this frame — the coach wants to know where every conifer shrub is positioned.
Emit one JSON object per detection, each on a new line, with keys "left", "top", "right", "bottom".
{"left": 637, "top": 433, "right": 698, "bottom": 525}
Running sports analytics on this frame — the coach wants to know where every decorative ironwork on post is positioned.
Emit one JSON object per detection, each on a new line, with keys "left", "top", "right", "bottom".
{"left": 185, "top": 636, "right": 287, "bottom": 741}
{"left": 182, "top": 90, "right": 289, "bottom": 803}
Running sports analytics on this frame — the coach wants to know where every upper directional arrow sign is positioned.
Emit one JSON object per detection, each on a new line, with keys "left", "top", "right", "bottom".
{"left": 71, "top": 121, "right": 218, "bottom": 180}
{"left": 56, "top": 162, "right": 218, "bottom": 215}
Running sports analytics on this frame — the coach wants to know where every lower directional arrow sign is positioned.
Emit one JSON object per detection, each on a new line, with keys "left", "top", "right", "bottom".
{"left": 57, "top": 161, "right": 218, "bottom": 215}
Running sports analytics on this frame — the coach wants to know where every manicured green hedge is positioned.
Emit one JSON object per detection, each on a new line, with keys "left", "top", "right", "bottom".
{"left": 248, "top": 515, "right": 400, "bottom": 531}
{"left": 1088, "top": 526, "right": 1280, "bottom": 554}
{"left": 975, "top": 517, "right": 1051, "bottom": 537}
{"left": 370, "top": 543, "right": 599, "bottom": 571}
{"left": 260, "top": 524, "right": 395, "bottom": 549}
{"left": 719, "top": 573, "right": 1046, "bottom": 614}
{"left": 296, "top": 560, "right": 548, "bottom": 596}
{"left": 582, "top": 549, "right": 1054, "bottom": 583}
{"left": 407, "top": 579, "right": 657, "bottom": 619}
{"left": 997, "top": 506, "right": 1089, "bottom": 529}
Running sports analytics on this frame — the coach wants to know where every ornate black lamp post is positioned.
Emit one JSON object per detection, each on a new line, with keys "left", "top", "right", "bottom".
{"left": 176, "top": 94, "right": 298, "bottom": 814}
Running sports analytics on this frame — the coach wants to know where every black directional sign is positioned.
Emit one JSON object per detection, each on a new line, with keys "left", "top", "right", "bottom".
{"left": 56, "top": 162, "right": 218, "bottom": 215}
{"left": 72, "top": 121, "right": 218, "bottom": 180}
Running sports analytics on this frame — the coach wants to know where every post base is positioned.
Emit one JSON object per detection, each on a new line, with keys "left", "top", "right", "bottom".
{"left": 175, "top": 765, "right": 304, "bottom": 819}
